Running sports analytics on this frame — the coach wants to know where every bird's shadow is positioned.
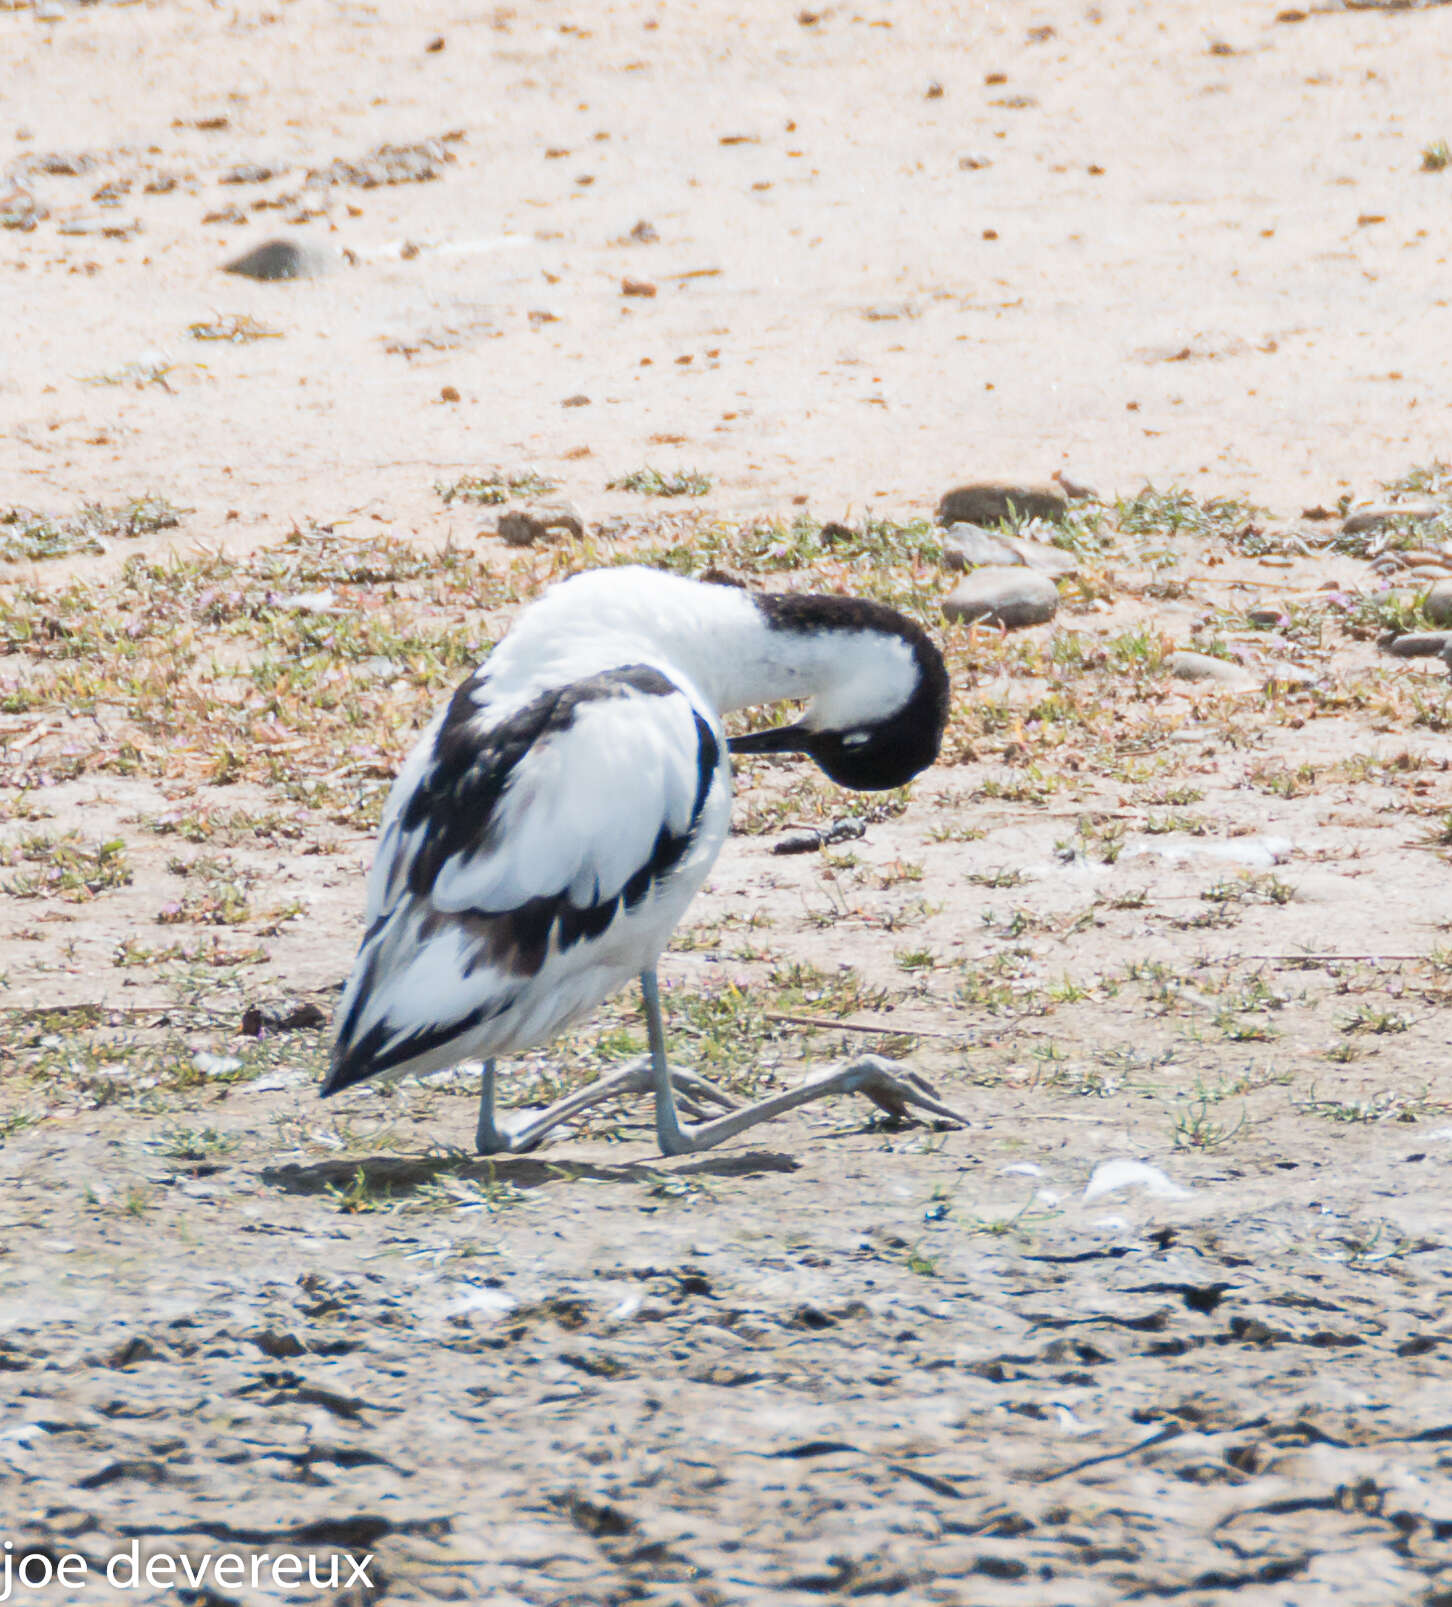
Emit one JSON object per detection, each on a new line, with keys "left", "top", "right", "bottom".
{"left": 261, "top": 1147, "right": 800, "bottom": 1196}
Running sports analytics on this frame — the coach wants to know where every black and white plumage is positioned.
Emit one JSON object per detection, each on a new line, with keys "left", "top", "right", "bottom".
{"left": 323, "top": 566, "right": 966, "bottom": 1154}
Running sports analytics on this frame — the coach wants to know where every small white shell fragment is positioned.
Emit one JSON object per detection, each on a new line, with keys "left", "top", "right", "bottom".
{"left": 446, "top": 1286, "right": 517, "bottom": 1319}
{"left": 193, "top": 1051, "right": 243, "bottom": 1077}
{"left": 1083, "top": 1159, "right": 1192, "bottom": 1203}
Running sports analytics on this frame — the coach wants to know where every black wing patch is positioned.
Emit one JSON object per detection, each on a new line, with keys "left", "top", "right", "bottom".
{"left": 403, "top": 662, "right": 681, "bottom": 900}
{"left": 326, "top": 669, "right": 720, "bottom": 1097}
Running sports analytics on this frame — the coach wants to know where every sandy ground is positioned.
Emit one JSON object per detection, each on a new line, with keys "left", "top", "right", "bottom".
{"left": 4, "top": 0, "right": 1452, "bottom": 538}
{"left": 5, "top": 0, "right": 1452, "bottom": 1603}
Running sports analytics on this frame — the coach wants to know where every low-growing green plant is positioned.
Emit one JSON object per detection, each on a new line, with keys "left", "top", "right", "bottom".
{"left": 607, "top": 465, "right": 712, "bottom": 497}
{"left": 436, "top": 469, "right": 558, "bottom": 505}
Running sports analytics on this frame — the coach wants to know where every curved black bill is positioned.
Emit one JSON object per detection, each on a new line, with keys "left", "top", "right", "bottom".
{"left": 728, "top": 721, "right": 813, "bottom": 756}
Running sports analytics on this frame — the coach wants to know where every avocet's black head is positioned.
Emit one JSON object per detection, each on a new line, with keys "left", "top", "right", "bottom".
{"left": 728, "top": 593, "right": 951, "bottom": 791}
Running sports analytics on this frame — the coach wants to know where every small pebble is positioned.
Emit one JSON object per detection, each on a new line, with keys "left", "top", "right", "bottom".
{"left": 1342, "top": 500, "right": 1444, "bottom": 536}
{"left": 937, "top": 479, "right": 1068, "bottom": 527}
{"left": 943, "top": 566, "right": 1058, "bottom": 629}
{"left": 496, "top": 504, "right": 586, "bottom": 546}
{"left": 941, "top": 523, "right": 1018, "bottom": 570}
{"left": 1167, "top": 650, "right": 1256, "bottom": 689}
{"left": 1423, "top": 577, "right": 1452, "bottom": 626}
{"left": 1381, "top": 631, "right": 1452, "bottom": 659}
{"left": 1002, "top": 532, "right": 1079, "bottom": 579}
{"left": 621, "top": 277, "right": 657, "bottom": 297}
{"left": 1261, "top": 662, "right": 1316, "bottom": 689}
{"left": 222, "top": 238, "right": 331, "bottom": 281}
{"left": 1083, "top": 1159, "right": 1192, "bottom": 1203}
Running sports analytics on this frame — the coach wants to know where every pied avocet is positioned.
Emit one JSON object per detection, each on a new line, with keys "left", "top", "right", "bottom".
{"left": 322, "top": 566, "right": 965, "bottom": 1154}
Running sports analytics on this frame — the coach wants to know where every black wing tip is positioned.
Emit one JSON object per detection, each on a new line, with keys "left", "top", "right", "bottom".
{"left": 320, "top": 1023, "right": 389, "bottom": 1099}
{"left": 319, "top": 1057, "right": 365, "bottom": 1099}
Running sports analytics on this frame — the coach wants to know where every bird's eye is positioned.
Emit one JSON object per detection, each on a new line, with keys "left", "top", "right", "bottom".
{"left": 842, "top": 730, "right": 872, "bottom": 748}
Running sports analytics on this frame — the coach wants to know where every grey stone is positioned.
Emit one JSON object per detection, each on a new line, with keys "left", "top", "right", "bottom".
{"left": 1423, "top": 578, "right": 1452, "bottom": 627}
{"left": 936, "top": 479, "right": 1068, "bottom": 528}
{"left": 496, "top": 503, "right": 585, "bottom": 546}
{"left": 1261, "top": 662, "right": 1317, "bottom": 689}
{"left": 222, "top": 238, "right": 332, "bottom": 281}
{"left": 941, "top": 523, "right": 1018, "bottom": 570}
{"left": 1341, "top": 500, "right": 1445, "bottom": 536}
{"left": 1167, "top": 650, "right": 1256, "bottom": 689}
{"left": 1002, "top": 533, "right": 1079, "bottom": 579}
{"left": 1381, "top": 631, "right": 1452, "bottom": 659}
{"left": 941, "top": 524, "right": 1078, "bottom": 578}
{"left": 943, "top": 566, "right": 1058, "bottom": 629}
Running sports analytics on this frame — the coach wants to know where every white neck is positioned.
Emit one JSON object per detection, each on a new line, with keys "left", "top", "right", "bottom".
{"left": 494, "top": 567, "right": 918, "bottom": 728}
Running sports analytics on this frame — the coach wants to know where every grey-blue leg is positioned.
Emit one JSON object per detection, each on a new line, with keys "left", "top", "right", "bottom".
{"left": 470, "top": 984, "right": 738, "bottom": 1155}
{"left": 641, "top": 964, "right": 972, "bottom": 1157}
{"left": 474, "top": 1059, "right": 508, "bottom": 1154}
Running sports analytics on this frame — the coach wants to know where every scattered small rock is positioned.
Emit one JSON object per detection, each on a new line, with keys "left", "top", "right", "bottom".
{"left": 937, "top": 479, "right": 1068, "bottom": 527}
{"left": 629, "top": 219, "right": 659, "bottom": 243}
{"left": 222, "top": 238, "right": 332, "bottom": 281}
{"left": 941, "top": 523, "right": 1078, "bottom": 579}
{"left": 240, "top": 1000, "right": 330, "bottom": 1037}
{"left": 439, "top": 385, "right": 461, "bottom": 404}
{"left": 943, "top": 567, "right": 1058, "bottom": 629}
{"left": 1261, "top": 662, "right": 1316, "bottom": 690}
{"left": 621, "top": 276, "right": 657, "bottom": 297}
{"left": 1423, "top": 577, "right": 1452, "bottom": 627}
{"left": 941, "top": 523, "right": 1018, "bottom": 570}
{"left": 1379, "top": 548, "right": 1452, "bottom": 572}
{"left": 1167, "top": 650, "right": 1256, "bottom": 689}
{"left": 247, "top": 1328, "right": 308, "bottom": 1359}
{"left": 1002, "top": 533, "right": 1079, "bottom": 579}
{"left": 562, "top": 393, "right": 591, "bottom": 407}
{"left": 1247, "top": 605, "right": 1288, "bottom": 628}
{"left": 1380, "top": 631, "right": 1452, "bottom": 659}
{"left": 1341, "top": 500, "right": 1445, "bottom": 536}
{"left": 497, "top": 503, "right": 586, "bottom": 546}
{"left": 772, "top": 819, "right": 867, "bottom": 856}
